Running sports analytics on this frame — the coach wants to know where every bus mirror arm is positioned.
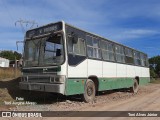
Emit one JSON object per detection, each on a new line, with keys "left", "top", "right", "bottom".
{"left": 16, "top": 41, "right": 24, "bottom": 51}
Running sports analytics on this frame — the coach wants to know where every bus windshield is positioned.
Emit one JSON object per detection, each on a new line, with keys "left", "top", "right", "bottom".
{"left": 24, "top": 33, "right": 64, "bottom": 67}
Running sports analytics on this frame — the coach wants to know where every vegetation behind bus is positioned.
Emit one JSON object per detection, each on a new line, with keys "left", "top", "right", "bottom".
{"left": 149, "top": 55, "right": 160, "bottom": 78}
{"left": 0, "top": 50, "right": 22, "bottom": 60}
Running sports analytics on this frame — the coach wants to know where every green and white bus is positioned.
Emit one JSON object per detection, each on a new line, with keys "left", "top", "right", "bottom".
{"left": 20, "top": 21, "right": 150, "bottom": 102}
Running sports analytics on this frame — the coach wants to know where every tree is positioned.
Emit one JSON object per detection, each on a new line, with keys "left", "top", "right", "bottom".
{"left": 150, "top": 69, "right": 158, "bottom": 78}
{"left": 0, "top": 50, "right": 22, "bottom": 60}
{"left": 149, "top": 55, "right": 160, "bottom": 78}
{"left": 13, "top": 51, "right": 22, "bottom": 60}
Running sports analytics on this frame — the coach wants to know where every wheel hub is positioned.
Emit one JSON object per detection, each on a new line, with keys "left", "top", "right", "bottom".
{"left": 134, "top": 82, "right": 137, "bottom": 89}
{"left": 87, "top": 87, "right": 93, "bottom": 96}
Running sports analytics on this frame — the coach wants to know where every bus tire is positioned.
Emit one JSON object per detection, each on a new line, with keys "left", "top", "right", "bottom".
{"left": 82, "top": 79, "right": 96, "bottom": 103}
{"left": 130, "top": 79, "right": 139, "bottom": 93}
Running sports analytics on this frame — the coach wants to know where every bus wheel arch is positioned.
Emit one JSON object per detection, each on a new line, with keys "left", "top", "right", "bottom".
{"left": 88, "top": 76, "right": 99, "bottom": 92}
{"left": 135, "top": 76, "right": 139, "bottom": 85}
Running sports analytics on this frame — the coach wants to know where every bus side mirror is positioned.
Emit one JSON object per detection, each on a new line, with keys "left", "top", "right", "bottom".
{"left": 72, "top": 34, "right": 78, "bottom": 44}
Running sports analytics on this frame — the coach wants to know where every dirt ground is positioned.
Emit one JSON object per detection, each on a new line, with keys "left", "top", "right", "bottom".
{"left": 0, "top": 78, "right": 160, "bottom": 120}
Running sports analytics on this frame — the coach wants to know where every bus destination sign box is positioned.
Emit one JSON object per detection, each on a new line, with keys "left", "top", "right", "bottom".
{"left": 26, "top": 22, "right": 62, "bottom": 38}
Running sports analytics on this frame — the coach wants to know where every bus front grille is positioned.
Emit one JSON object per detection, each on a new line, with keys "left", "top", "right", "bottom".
{"left": 27, "top": 76, "right": 50, "bottom": 83}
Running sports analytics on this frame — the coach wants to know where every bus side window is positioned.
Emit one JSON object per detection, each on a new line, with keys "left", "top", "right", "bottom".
{"left": 86, "top": 35, "right": 101, "bottom": 59}
{"left": 68, "top": 35, "right": 86, "bottom": 56}
{"left": 68, "top": 35, "right": 74, "bottom": 53}
{"left": 125, "top": 48, "right": 134, "bottom": 64}
{"left": 74, "top": 38, "right": 86, "bottom": 56}
{"left": 134, "top": 51, "right": 141, "bottom": 66}
{"left": 140, "top": 53, "right": 148, "bottom": 67}
{"left": 115, "top": 45, "right": 125, "bottom": 63}
{"left": 101, "top": 40, "right": 115, "bottom": 61}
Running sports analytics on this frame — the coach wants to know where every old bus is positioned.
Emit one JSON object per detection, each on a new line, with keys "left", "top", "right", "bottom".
{"left": 20, "top": 21, "right": 150, "bottom": 102}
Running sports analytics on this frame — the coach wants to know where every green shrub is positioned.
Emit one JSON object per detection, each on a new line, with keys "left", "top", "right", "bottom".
{"left": 150, "top": 69, "right": 158, "bottom": 78}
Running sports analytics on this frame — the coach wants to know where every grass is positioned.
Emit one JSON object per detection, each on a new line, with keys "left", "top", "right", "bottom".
{"left": 0, "top": 67, "right": 21, "bottom": 79}
{"left": 0, "top": 67, "right": 21, "bottom": 105}
{"left": 0, "top": 77, "right": 57, "bottom": 108}
{"left": 0, "top": 68, "right": 61, "bottom": 108}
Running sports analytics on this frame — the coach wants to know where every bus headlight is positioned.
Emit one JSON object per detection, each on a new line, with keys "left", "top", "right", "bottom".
{"left": 50, "top": 76, "right": 65, "bottom": 83}
{"left": 55, "top": 77, "right": 64, "bottom": 83}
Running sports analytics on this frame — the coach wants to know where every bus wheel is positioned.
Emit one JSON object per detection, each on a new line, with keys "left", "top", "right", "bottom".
{"left": 82, "top": 79, "right": 96, "bottom": 103}
{"left": 130, "top": 79, "right": 139, "bottom": 93}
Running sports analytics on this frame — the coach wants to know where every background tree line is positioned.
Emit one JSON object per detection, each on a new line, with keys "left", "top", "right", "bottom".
{"left": 149, "top": 55, "right": 160, "bottom": 78}
{"left": 0, "top": 50, "right": 22, "bottom": 60}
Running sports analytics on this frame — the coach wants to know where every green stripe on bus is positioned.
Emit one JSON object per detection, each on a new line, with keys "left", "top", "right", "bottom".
{"left": 65, "top": 77, "right": 150, "bottom": 95}
{"left": 99, "top": 77, "right": 150, "bottom": 91}
{"left": 98, "top": 78, "right": 134, "bottom": 91}
{"left": 139, "top": 77, "right": 150, "bottom": 85}
{"left": 65, "top": 78, "right": 86, "bottom": 95}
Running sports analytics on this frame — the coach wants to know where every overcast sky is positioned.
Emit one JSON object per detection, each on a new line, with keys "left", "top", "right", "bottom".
{"left": 0, "top": 0, "right": 160, "bottom": 57}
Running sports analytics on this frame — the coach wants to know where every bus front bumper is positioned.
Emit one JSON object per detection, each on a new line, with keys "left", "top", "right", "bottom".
{"left": 19, "top": 82, "right": 65, "bottom": 94}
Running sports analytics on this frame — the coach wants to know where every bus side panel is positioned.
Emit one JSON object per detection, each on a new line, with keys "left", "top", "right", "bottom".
{"left": 66, "top": 59, "right": 87, "bottom": 95}
{"left": 99, "top": 61, "right": 117, "bottom": 90}
{"left": 135, "top": 66, "right": 142, "bottom": 78}
{"left": 67, "top": 59, "right": 87, "bottom": 78}
{"left": 98, "top": 77, "right": 134, "bottom": 91}
{"left": 126, "top": 65, "right": 136, "bottom": 78}
{"left": 99, "top": 62, "right": 134, "bottom": 91}
{"left": 116, "top": 64, "right": 127, "bottom": 78}
{"left": 87, "top": 59, "right": 102, "bottom": 78}
{"left": 139, "top": 67, "right": 150, "bottom": 85}
{"left": 65, "top": 78, "right": 86, "bottom": 95}
{"left": 102, "top": 62, "right": 116, "bottom": 78}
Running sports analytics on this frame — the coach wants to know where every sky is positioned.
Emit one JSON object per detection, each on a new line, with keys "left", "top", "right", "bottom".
{"left": 0, "top": 0, "right": 160, "bottom": 58}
